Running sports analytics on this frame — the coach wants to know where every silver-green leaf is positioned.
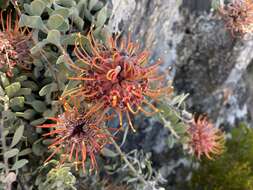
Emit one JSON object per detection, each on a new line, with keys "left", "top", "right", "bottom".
{"left": 47, "top": 14, "right": 65, "bottom": 29}
{"left": 18, "top": 148, "right": 32, "bottom": 157}
{"left": 19, "top": 15, "right": 46, "bottom": 31}
{"left": 56, "top": 55, "right": 66, "bottom": 64}
{"left": 101, "top": 147, "right": 118, "bottom": 158}
{"left": 31, "top": 0, "right": 46, "bottom": 16}
{"left": 11, "top": 159, "right": 28, "bottom": 170}
{"left": 5, "top": 82, "right": 21, "bottom": 98}
{"left": 10, "top": 97, "right": 25, "bottom": 108}
{"left": 29, "top": 100, "right": 47, "bottom": 113}
{"left": 89, "top": 0, "right": 99, "bottom": 10}
{"left": 30, "top": 40, "right": 47, "bottom": 55}
{"left": 0, "top": 162, "right": 5, "bottom": 169}
{"left": 10, "top": 125, "right": 24, "bottom": 148}
{"left": 96, "top": 6, "right": 107, "bottom": 27}
{"left": 46, "top": 30, "right": 61, "bottom": 46}
{"left": 4, "top": 149, "right": 19, "bottom": 159}
{"left": 39, "top": 83, "right": 57, "bottom": 96}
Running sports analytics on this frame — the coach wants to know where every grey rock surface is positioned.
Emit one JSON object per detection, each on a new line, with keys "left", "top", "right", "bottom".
{"left": 175, "top": 13, "right": 253, "bottom": 126}
{"left": 108, "top": 0, "right": 253, "bottom": 127}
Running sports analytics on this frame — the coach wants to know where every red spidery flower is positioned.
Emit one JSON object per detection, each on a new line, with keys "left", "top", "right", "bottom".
{"left": 0, "top": 11, "right": 32, "bottom": 77}
{"left": 37, "top": 104, "right": 111, "bottom": 173}
{"left": 219, "top": 0, "right": 253, "bottom": 36}
{"left": 63, "top": 32, "right": 173, "bottom": 131}
{"left": 188, "top": 116, "right": 224, "bottom": 159}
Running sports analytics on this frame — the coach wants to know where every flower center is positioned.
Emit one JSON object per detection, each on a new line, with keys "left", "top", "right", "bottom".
{"left": 71, "top": 119, "right": 88, "bottom": 137}
{"left": 106, "top": 65, "right": 122, "bottom": 81}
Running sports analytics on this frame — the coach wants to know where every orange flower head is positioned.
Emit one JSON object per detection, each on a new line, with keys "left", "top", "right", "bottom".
{"left": 188, "top": 116, "right": 224, "bottom": 159}
{"left": 37, "top": 106, "right": 111, "bottom": 173}
{"left": 63, "top": 32, "right": 173, "bottom": 131}
{"left": 0, "top": 11, "right": 32, "bottom": 77}
{"left": 219, "top": 0, "right": 253, "bottom": 36}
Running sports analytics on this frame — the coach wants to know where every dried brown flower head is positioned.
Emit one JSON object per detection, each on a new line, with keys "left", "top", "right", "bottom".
{"left": 219, "top": 0, "right": 253, "bottom": 36}
{"left": 0, "top": 11, "right": 32, "bottom": 77}
{"left": 188, "top": 116, "right": 224, "bottom": 159}
{"left": 37, "top": 104, "right": 111, "bottom": 173}
{"left": 63, "top": 32, "right": 173, "bottom": 131}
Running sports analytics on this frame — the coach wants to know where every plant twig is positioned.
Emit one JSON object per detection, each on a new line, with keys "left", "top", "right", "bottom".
{"left": 40, "top": 50, "right": 61, "bottom": 91}
{"left": 57, "top": 44, "right": 76, "bottom": 67}
{"left": 161, "top": 116, "right": 180, "bottom": 139}
{"left": 104, "top": 128, "right": 148, "bottom": 185}
{"left": 166, "top": 102, "right": 192, "bottom": 123}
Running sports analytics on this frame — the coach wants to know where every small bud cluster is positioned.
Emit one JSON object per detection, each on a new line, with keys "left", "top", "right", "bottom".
{"left": 188, "top": 116, "right": 224, "bottom": 159}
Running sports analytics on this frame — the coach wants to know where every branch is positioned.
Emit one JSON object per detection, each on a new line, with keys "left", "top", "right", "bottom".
{"left": 104, "top": 128, "right": 148, "bottom": 185}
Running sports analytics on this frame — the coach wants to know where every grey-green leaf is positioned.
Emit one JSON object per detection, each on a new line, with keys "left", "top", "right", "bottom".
{"left": 39, "top": 83, "right": 57, "bottom": 96}
{"left": 30, "top": 118, "right": 46, "bottom": 126}
{"left": 29, "top": 100, "right": 47, "bottom": 113}
{"left": 11, "top": 159, "right": 28, "bottom": 170}
{"left": 4, "top": 149, "right": 19, "bottom": 159}
{"left": 15, "top": 109, "right": 36, "bottom": 120}
{"left": 18, "top": 148, "right": 32, "bottom": 157}
{"left": 32, "top": 139, "right": 45, "bottom": 156}
{"left": 55, "top": 0, "right": 76, "bottom": 7}
{"left": 78, "top": 35, "right": 92, "bottom": 54}
{"left": 51, "top": 8, "right": 70, "bottom": 18}
{"left": 24, "top": 4, "right": 32, "bottom": 15}
{"left": 211, "top": 0, "right": 221, "bottom": 10}
{"left": 56, "top": 55, "right": 66, "bottom": 64}
{"left": 5, "top": 82, "right": 21, "bottom": 98}
{"left": 47, "top": 14, "right": 65, "bottom": 29}
{"left": 10, "top": 97, "right": 25, "bottom": 108}
{"left": 96, "top": 6, "right": 107, "bottom": 27}
{"left": 16, "top": 88, "right": 32, "bottom": 96}
{"left": 61, "top": 33, "right": 79, "bottom": 45}
{"left": 31, "top": 0, "right": 46, "bottom": 15}
{"left": 89, "top": 0, "right": 99, "bottom": 10}
{"left": 43, "top": 109, "right": 56, "bottom": 118}
{"left": 46, "top": 30, "right": 61, "bottom": 46}
{"left": 10, "top": 125, "right": 24, "bottom": 148}
{"left": 0, "top": 73, "right": 10, "bottom": 87}
{"left": 101, "top": 147, "right": 118, "bottom": 158}
{"left": 15, "top": 75, "right": 27, "bottom": 82}
{"left": 72, "top": 15, "right": 84, "bottom": 30}
{"left": 92, "top": 1, "right": 104, "bottom": 11}
{"left": 21, "top": 81, "right": 39, "bottom": 91}
{"left": 57, "top": 20, "right": 69, "bottom": 32}
{"left": 0, "top": 85, "right": 4, "bottom": 96}
{"left": 19, "top": 15, "right": 46, "bottom": 31}
{"left": 0, "top": 162, "right": 5, "bottom": 169}
{"left": 30, "top": 40, "right": 47, "bottom": 55}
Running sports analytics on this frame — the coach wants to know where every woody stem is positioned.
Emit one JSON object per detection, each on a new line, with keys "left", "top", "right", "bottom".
{"left": 104, "top": 128, "right": 148, "bottom": 185}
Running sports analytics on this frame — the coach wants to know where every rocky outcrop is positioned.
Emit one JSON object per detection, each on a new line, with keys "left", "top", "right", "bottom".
{"left": 108, "top": 0, "right": 253, "bottom": 126}
{"left": 174, "top": 13, "right": 252, "bottom": 126}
